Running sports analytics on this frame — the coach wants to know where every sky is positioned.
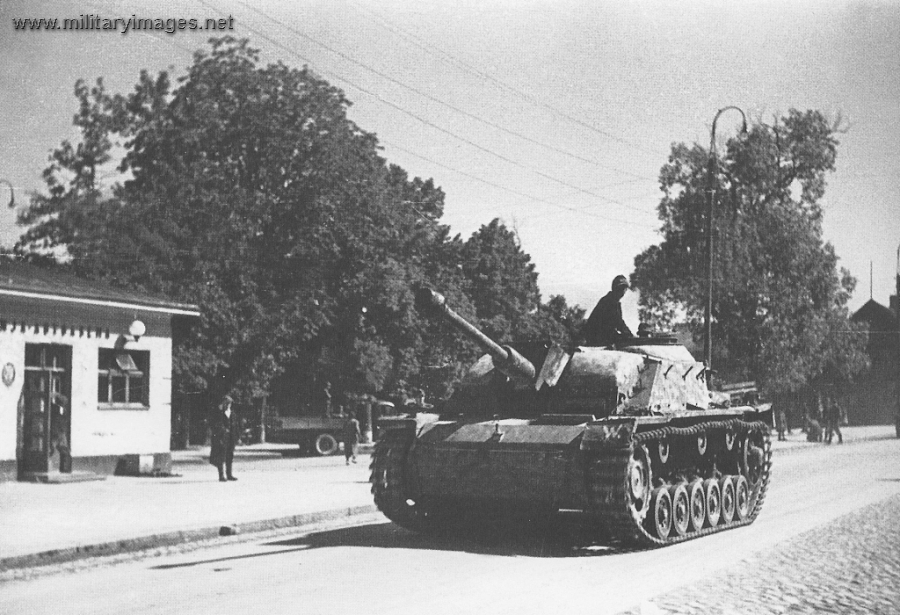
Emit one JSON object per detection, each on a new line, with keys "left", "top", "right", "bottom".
{"left": 1, "top": 0, "right": 899, "bottom": 326}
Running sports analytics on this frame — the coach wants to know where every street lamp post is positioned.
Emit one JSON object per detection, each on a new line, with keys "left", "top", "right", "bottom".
{"left": 703, "top": 107, "right": 748, "bottom": 385}
{"left": 0, "top": 179, "right": 13, "bottom": 209}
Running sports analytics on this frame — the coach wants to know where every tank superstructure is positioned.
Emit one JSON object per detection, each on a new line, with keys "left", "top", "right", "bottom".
{"left": 370, "top": 289, "right": 773, "bottom": 547}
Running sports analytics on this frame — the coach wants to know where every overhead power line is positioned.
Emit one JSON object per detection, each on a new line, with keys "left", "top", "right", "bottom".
{"left": 197, "top": 0, "right": 654, "bottom": 216}
{"left": 380, "top": 138, "right": 651, "bottom": 228}
{"left": 349, "top": 1, "right": 660, "bottom": 158}
{"left": 233, "top": 0, "right": 654, "bottom": 184}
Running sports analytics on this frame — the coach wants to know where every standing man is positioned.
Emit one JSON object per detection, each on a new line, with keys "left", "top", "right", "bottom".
{"left": 319, "top": 381, "right": 333, "bottom": 417}
{"left": 210, "top": 394, "right": 239, "bottom": 482}
{"left": 773, "top": 396, "right": 788, "bottom": 442}
{"left": 583, "top": 275, "right": 634, "bottom": 346}
{"left": 823, "top": 391, "right": 843, "bottom": 445}
{"left": 342, "top": 410, "right": 361, "bottom": 465}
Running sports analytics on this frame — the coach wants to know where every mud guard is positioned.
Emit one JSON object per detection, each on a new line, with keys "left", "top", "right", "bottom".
{"left": 581, "top": 417, "right": 637, "bottom": 451}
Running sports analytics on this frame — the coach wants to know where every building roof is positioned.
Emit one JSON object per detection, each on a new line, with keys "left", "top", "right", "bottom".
{"left": 851, "top": 299, "right": 898, "bottom": 332}
{"left": 0, "top": 258, "right": 200, "bottom": 317}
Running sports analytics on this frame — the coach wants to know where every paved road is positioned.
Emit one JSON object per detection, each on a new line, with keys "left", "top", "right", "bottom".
{"left": 3, "top": 439, "right": 899, "bottom": 615}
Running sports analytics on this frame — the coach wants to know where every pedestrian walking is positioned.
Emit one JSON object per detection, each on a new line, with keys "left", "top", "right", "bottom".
{"left": 343, "top": 410, "right": 361, "bottom": 465}
{"left": 210, "top": 394, "right": 239, "bottom": 482}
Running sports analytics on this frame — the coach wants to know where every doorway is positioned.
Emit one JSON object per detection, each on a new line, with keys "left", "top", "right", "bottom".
{"left": 20, "top": 344, "right": 72, "bottom": 476}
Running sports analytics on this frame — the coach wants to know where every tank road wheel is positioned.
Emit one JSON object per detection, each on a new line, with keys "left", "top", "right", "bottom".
{"left": 734, "top": 475, "right": 751, "bottom": 522}
{"left": 668, "top": 484, "right": 690, "bottom": 537}
{"left": 687, "top": 480, "right": 706, "bottom": 532}
{"left": 314, "top": 433, "right": 339, "bottom": 456}
{"left": 627, "top": 446, "right": 652, "bottom": 523}
{"left": 703, "top": 479, "right": 722, "bottom": 527}
{"left": 696, "top": 432, "right": 708, "bottom": 456}
{"left": 719, "top": 476, "right": 736, "bottom": 525}
{"left": 647, "top": 487, "right": 673, "bottom": 540}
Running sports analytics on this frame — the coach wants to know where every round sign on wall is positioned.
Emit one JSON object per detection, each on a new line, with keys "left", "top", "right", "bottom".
{"left": 2, "top": 362, "right": 15, "bottom": 386}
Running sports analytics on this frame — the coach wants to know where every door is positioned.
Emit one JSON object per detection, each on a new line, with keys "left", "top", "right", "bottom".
{"left": 20, "top": 344, "right": 72, "bottom": 475}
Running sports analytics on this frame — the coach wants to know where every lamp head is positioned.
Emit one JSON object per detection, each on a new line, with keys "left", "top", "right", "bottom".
{"left": 128, "top": 319, "right": 146, "bottom": 341}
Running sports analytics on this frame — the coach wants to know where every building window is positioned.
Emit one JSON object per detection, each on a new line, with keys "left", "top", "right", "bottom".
{"left": 98, "top": 349, "right": 149, "bottom": 408}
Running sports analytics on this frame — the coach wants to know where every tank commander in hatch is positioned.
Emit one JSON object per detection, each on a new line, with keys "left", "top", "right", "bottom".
{"left": 583, "top": 275, "right": 634, "bottom": 346}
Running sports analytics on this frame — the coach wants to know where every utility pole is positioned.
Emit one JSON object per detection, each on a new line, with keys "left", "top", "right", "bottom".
{"left": 0, "top": 179, "right": 14, "bottom": 259}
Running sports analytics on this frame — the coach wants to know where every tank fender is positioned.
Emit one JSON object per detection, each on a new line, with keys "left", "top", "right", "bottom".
{"left": 581, "top": 417, "right": 637, "bottom": 451}
{"left": 736, "top": 404, "right": 775, "bottom": 428}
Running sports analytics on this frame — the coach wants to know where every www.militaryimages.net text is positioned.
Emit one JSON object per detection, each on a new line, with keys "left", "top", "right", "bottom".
{"left": 11, "top": 14, "right": 235, "bottom": 35}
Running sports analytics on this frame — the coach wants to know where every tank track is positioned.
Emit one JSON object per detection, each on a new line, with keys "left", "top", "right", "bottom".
{"left": 371, "top": 419, "right": 772, "bottom": 547}
{"left": 370, "top": 428, "right": 444, "bottom": 533}
{"left": 584, "top": 418, "right": 772, "bottom": 547}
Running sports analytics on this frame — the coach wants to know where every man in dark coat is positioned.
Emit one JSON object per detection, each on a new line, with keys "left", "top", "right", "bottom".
{"left": 823, "top": 391, "right": 843, "bottom": 444}
{"left": 210, "top": 395, "right": 239, "bottom": 482}
{"left": 342, "top": 410, "right": 361, "bottom": 465}
{"left": 583, "top": 275, "right": 634, "bottom": 346}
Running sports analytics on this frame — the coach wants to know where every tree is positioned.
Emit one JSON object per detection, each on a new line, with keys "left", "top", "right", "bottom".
{"left": 19, "top": 38, "right": 585, "bottom": 415}
{"left": 632, "top": 109, "right": 868, "bottom": 394}
{"left": 460, "top": 218, "right": 542, "bottom": 341}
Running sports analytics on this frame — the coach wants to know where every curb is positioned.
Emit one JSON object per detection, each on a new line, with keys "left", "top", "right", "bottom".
{"left": 770, "top": 432, "right": 896, "bottom": 456}
{"left": 0, "top": 504, "right": 378, "bottom": 573}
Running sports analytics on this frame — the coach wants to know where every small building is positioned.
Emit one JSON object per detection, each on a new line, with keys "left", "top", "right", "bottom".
{"left": 847, "top": 288, "right": 900, "bottom": 425}
{"left": 0, "top": 260, "right": 199, "bottom": 481}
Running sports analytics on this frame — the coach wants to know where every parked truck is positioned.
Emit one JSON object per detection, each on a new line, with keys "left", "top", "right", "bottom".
{"left": 267, "top": 398, "right": 397, "bottom": 455}
{"left": 266, "top": 413, "right": 346, "bottom": 456}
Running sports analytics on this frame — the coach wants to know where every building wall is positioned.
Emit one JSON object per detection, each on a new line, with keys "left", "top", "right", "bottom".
{"left": 0, "top": 324, "right": 172, "bottom": 467}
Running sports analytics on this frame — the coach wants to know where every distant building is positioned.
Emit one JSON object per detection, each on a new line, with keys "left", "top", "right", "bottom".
{"left": 846, "top": 284, "right": 900, "bottom": 425}
{"left": 0, "top": 260, "right": 199, "bottom": 481}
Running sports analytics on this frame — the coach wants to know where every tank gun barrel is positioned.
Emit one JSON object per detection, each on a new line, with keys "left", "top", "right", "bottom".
{"left": 416, "top": 288, "right": 536, "bottom": 382}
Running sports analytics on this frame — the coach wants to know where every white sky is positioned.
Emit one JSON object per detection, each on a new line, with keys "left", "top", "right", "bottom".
{"left": 2, "top": 0, "right": 898, "bottom": 325}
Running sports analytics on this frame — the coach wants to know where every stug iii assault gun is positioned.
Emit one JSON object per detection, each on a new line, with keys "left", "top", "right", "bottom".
{"left": 370, "top": 289, "right": 773, "bottom": 547}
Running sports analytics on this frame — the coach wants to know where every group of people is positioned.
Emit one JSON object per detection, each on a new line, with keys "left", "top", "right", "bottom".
{"left": 774, "top": 390, "right": 845, "bottom": 444}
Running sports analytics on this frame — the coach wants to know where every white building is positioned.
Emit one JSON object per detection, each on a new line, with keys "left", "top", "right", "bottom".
{"left": 0, "top": 260, "right": 199, "bottom": 481}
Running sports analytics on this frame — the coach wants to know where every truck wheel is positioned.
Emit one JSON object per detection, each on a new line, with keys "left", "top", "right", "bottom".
{"left": 314, "top": 433, "right": 339, "bottom": 456}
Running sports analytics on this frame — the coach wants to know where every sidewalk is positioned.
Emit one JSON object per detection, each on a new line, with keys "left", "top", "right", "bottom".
{"left": 1, "top": 425, "right": 895, "bottom": 571}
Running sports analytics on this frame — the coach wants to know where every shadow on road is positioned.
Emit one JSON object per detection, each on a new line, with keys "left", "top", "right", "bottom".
{"left": 148, "top": 514, "right": 638, "bottom": 572}
{"left": 268, "top": 513, "right": 637, "bottom": 559}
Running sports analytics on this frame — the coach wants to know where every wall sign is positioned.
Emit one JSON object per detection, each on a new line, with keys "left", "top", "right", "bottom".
{"left": 2, "top": 362, "right": 15, "bottom": 386}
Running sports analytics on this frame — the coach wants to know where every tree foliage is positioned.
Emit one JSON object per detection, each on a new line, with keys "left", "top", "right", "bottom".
{"left": 19, "top": 37, "right": 578, "bottom": 410}
{"left": 632, "top": 109, "right": 869, "bottom": 394}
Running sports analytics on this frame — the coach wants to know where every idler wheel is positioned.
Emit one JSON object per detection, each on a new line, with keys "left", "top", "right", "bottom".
{"left": 696, "top": 432, "right": 708, "bottom": 456}
{"left": 703, "top": 478, "right": 722, "bottom": 527}
{"left": 746, "top": 445, "right": 765, "bottom": 486}
{"left": 648, "top": 487, "right": 673, "bottom": 540}
{"left": 740, "top": 431, "right": 766, "bottom": 485}
{"left": 687, "top": 479, "right": 706, "bottom": 532}
{"left": 734, "top": 475, "right": 751, "bottom": 521}
{"left": 627, "top": 446, "right": 652, "bottom": 522}
{"left": 668, "top": 483, "right": 690, "bottom": 537}
{"left": 719, "top": 476, "right": 736, "bottom": 525}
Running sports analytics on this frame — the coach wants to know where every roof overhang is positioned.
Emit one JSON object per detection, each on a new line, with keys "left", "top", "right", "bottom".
{"left": 0, "top": 288, "right": 201, "bottom": 317}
